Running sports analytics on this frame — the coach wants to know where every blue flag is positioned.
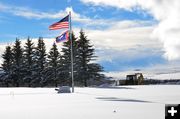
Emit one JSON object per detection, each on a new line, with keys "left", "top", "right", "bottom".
{"left": 56, "top": 30, "right": 69, "bottom": 43}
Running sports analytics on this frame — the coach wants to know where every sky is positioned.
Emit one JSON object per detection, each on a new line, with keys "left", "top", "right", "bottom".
{"left": 1, "top": 0, "right": 180, "bottom": 79}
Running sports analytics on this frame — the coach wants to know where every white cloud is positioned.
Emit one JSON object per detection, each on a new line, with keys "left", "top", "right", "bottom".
{"left": 0, "top": 2, "right": 108, "bottom": 27}
{"left": 0, "top": 20, "right": 161, "bottom": 68}
{"left": 83, "top": 20, "right": 161, "bottom": 51}
{"left": 0, "top": 2, "right": 69, "bottom": 19}
{"left": 80, "top": 0, "right": 137, "bottom": 11}
{"left": 81, "top": 0, "right": 180, "bottom": 61}
{"left": 0, "top": 2, "right": 160, "bottom": 59}
{"left": 72, "top": 20, "right": 164, "bottom": 67}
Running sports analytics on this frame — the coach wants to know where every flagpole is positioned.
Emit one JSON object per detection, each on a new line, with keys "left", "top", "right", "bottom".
{"left": 69, "top": 11, "right": 74, "bottom": 93}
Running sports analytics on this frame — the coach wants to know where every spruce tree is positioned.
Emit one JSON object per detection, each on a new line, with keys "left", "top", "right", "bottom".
{"left": 11, "top": 38, "right": 23, "bottom": 87}
{"left": 2, "top": 45, "right": 13, "bottom": 86}
{"left": 61, "top": 32, "right": 78, "bottom": 85}
{"left": 87, "top": 63, "right": 105, "bottom": 85}
{"left": 47, "top": 43, "right": 61, "bottom": 87}
{"left": 2, "top": 46, "right": 13, "bottom": 73}
{"left": 77, "top": 30, "right": 104, "bottom": 87}
{"left": 32, "top": 37, "right": 47, "bottom": 87}
{"left": 23, "top": 37, "right": 35, "bottom": 87}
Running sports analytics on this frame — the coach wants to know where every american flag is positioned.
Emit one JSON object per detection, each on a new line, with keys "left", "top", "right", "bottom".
{"left": 49, "top": 15, "right": 69, "bottom": 30}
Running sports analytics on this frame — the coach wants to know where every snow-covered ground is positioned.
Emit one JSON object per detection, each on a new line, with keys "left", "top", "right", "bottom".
{"left": 0, "top": 85, "right": 180, "bottom": 119}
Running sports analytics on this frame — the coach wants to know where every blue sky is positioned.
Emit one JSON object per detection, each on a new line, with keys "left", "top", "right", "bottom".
{"left": 0, "top": 0, "right": 155, "bottom": 41}
{"left": 0, "top": 0, "right": 154, "bottom": 40}
{"left": 0, "top": 0, "right": 178, "bottom": 75}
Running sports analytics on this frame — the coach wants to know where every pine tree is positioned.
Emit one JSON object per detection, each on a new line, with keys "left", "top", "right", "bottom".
{"left": 2, "top": 45, "right": 13, "bottom": 87}
{"left": 23, "top": 37, "right": 35, "bottom": 87}
{"left": 76, "top": 30, "right": 104, "bottom": 87}
{"left": 32, "top": 37, "right": 47, "bottom": 87}
{"left": 87, "top": 63, "right": 105, "bottom": 85}
{"left": 61, "top": 32, "right": 78, "bottom": 86}
{"left": 47, "top": 43, "right": 61, "bottom": 87}
{"left": 2, "top": 46, "right": 13, "bottom": 72}
{"left": 11, "top": 38, "right": 23, "bottom": 87}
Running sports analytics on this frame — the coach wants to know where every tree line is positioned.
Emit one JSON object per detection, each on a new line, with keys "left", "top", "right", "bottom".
{"left": 0, "top": 30, "right": 105, "bottom": 87}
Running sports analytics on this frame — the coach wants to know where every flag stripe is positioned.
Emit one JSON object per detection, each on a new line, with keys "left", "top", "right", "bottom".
{"left": 50, "top": 22, "right": 69, "bottom": 26}
{"left": 50, "top": 24, "right": 69, "bottom": 27}
{"left": 49, "top": 26, "right": 69, "bottom": 30}
{"left": 49, "top": 22, "right": 69, "bottom": 30}
{"left": 49, "top": 26, "right": 69, "bottom": 29}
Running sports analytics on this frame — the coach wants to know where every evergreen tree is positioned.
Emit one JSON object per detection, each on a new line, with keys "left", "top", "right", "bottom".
{"left": 11, "top": 38, "right": 23, "bottom": 87}
{"left": 1, "top": 30, "right": 105, "bottom": 87}
{"left": 2, "top": 46, "right": 13, "bottom": 72}
{"left": 61, "top": 32, "right": 78, "bottom": 85}
{"left": 87, "top": 63, "right": 105, "bottom": 85}
{"left": 2, "top": 45, "right": 13, "bottom": 86}
{"left": 23, "top": 37, "right": 35, "bottom": 87}
{"left": 32, "top": 37, "right": 47, "bottom": 86}
{"left": 47, "top": 43, "right": 61, "bottom": 87}
{"left": 76, "top": 30, "right": 104, "bottom": 87}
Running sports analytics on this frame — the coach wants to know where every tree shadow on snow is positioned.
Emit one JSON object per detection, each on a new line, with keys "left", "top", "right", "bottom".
{"left": 96, "top": 97, "right": 153, "bottom": 103}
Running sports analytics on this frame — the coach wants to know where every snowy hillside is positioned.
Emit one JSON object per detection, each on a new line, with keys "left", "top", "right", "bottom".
{"left": 0, "top": 85, "right": 180, "bottom": 119}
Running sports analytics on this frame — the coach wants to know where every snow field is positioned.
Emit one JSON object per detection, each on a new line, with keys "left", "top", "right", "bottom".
{"left": 0, "top": 85, "right": 180, "bottom": 119}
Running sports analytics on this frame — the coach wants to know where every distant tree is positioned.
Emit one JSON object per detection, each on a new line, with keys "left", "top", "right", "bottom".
{"left": 1, "top": 45, "right": 13, "bottom": 86}
{"left": 61, "top": 32, "right": 78, "bottom": 85}
{"left": 11, "top": 38, "right": 23, "bottom": 87}
{"left": 32, "top": 37, "right": 47, "bottom": 87}
{"left": 23, "top": 37, "right": 35, "bottom": 87}
{"left": 47, "top": 43, "right": 61, "bottom": 87}
{"left": 76, "top": 30, "right": 104, "bottom": 86}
